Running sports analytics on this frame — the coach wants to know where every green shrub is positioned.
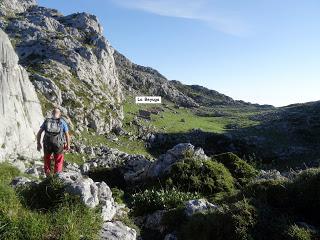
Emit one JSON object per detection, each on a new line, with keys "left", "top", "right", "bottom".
{"left": 288, "top": 168, "right": 320, "bottom": 224}
{"left": 166, "top": 158, "right": 235, "bottom": 195}
{"left": 130, "top": 188, "right": 198, "bottom": 216}
{"left": 17, "top": 176, "right": 72, "bottom": 211}
{"left": 214, "top": 153, "right": 258, "bottom": 185}
{"left": 161, "top": 207, "right": 187, "bottom": 232}
{"left": 285, "top": 225, "right": 313, "bottom": 240}
{"left": 112, "top": 187, "right": 125, "bottom": 204}
{"left": 179, "top": 199, "right": 256, "bottom": 240}
{"left": 244, "top": 179, "right": 290, "bottom": 210}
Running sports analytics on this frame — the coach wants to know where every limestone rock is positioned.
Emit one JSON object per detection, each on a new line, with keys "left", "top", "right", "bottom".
{"left": 100, "top": 221, "right": 137, "bottom": 240}
{"left": 11, "top": 176, "right": 37, "bottom": 188}
{"left": 0, "top": 0, "right": 36, "bottom": 15}
{"left": 0, "top": 29, "right": 43, "bottom": 160}
{"left": 145, "top": 143, "right": 208, "bottom": 178}
{"left": 57, "top": 172, "right": 117, "bottom": 220}
{"left": 184, "top": 199, "right": 218, "bottom": 217}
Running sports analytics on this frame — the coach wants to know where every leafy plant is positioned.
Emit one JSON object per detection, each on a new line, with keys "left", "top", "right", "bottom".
{"left": 214, "top": 152, "right": 258, "bottom": 185}
{"left": 130, "top": 188, "right": 198, "bottom": 216}
{"left": 165, "top": 157, "right": 235, "bottom": 195}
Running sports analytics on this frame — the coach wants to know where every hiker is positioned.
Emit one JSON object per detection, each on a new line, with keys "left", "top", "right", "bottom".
{"left": 36, "top": 107, "right": 71, "bottom": 176}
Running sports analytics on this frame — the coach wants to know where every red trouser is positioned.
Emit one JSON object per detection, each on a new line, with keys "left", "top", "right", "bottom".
{"left": 44, "top": 153, "right": 64, "bottom": 175}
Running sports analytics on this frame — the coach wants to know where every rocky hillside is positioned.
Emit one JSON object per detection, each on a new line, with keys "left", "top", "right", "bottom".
{"left": 236, "top": 101, "right": 320, "bottom": 168}
{"left": 114, "top": 51, "right": 199, "bottom": 108}
{"left": 0, "top": 0, "right": 123, "bottom": 134}
{"left": 0, "top": 28, "right": 42, "bottom": 160}
{"left": 171, "top": 80, "right": 273, "bottom": 108}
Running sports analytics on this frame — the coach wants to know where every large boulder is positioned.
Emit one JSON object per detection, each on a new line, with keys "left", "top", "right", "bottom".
{"left": 0, "top": 29, "right": 43, "bottom": 160}
{"left": 146, "top": 143, "right": 208, "bottom": 178}
{"left": 57, "top": 172, "right": 117, "bottom": 221}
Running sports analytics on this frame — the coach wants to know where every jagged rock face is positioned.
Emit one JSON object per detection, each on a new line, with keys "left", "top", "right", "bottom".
{"left": 0, "top": 3, "right": 124, "bottom": 134}
{"left": 0, "top": 29, "right": 43, "bottom": 160}
{"left": 114, "top": 51, "right": 199, "bottom": 108}
{"left": 0, "top": 0, "right": 36, "bottom": 15}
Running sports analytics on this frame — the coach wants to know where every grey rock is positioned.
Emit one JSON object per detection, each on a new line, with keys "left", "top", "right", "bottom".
{"left": 100, "top": 221, "right": 137, "bottom": 240}
{"left": 146, "top": 143, "right": 207, "bottom": 178}
{"left": 143, "top": 210, "right": 166, "bottom": 233}
{"left": 32, "top": 73, "right": 62, "bottom": 105}
{"left": 184, "top": 199, "right": 218, "bottom": 217}
{"left": 57, "top": 172, "right": 117, "bottom": 220}
{"left": 25, "top": 166, "right": 39, "bottom": 178}
{"left": 11, "top": 176, "right": 37, "bottom": 188}
{"left": 164, "top": 234, "right": 178, "bottom": 240}
{"left": 0, "top": 0, "right": 36, "bottom": 15}
{"left": 0, "top": 29, "right": 43, "bottom": 161}
{"left": 11, "top": 159, "right": 26, "bottom": 172}
{"left": 255, "top": 170, "right": 287, "bottom": 182}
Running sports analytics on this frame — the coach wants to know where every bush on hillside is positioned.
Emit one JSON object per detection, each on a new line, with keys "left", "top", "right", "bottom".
{"left": 165, "top": 157, "right": 235, "bottom": 195}
{"left": 285, "top": 225, "right": 313, "bottom": 240}
{"left": 130, "top": 188, "right": 199, "bottom": 216}
{"left": 214, "top": 152, "right": 258, "bottom": 185}
{"left": 179, "top": 199, "right": 256, "bottom": 240}
{"left": 17, "top": 176, "right": 73, "bottom": 211}
{"left": 288, "top": 168, "right": 320, "bottom": 225}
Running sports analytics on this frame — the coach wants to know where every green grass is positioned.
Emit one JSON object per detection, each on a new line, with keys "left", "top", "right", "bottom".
{"left": 64, "top": 152, "right": 86, "bottom": 165}
{"left": 80, "top": 130, "right": 152, "bottom": 157}
{"left": 123, "top": 99, "right": 261, "bottom": 134}
{"left": 0, "top": 163, "right": 102, "bottom": 240}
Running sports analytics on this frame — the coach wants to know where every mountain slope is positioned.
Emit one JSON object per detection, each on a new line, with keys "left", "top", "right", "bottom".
{"left": 0, "top": 2, "right": 123, "bottom": 134}
{"left": 114, "top": 51, "right": 199, "bottom": 107}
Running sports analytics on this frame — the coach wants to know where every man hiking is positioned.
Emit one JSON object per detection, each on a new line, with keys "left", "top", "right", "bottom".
{"left": 36, "top": 108, "right": 71, "bottom": 176}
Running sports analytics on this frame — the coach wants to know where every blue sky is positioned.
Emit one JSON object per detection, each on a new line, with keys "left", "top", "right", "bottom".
{"left": 38, "top": 0, "right": 320, "bottom": 107}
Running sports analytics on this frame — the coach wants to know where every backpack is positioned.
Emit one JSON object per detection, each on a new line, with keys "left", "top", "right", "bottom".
{"left": 43, "top": 118, "right": 64, "bottom": 149}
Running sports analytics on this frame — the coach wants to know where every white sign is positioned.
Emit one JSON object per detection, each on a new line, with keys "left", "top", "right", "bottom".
{"left": 135, "top": 96, "right": 162, "bottom": 104}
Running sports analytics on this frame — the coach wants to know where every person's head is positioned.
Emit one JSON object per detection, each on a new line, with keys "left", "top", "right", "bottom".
{"left": 52, "top": 107, "right": 62, "bottom": 119}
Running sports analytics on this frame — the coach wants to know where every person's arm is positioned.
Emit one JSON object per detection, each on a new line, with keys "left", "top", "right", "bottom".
{"left": 36, "top": 128, "right": 44, "bottom": 151}
{"left": 64, "top": 131, "right": 71, "bottom": 151}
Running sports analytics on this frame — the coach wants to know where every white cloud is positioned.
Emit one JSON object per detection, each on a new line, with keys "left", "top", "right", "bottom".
{"left": 109, "top": 0, "right": 249, "bottom": 36}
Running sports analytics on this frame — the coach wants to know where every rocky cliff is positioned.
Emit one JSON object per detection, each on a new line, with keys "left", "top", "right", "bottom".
{"left": 0, "top": 1, "right": 124, "bottom": 134}
{"left": 0, "top": 29, "right": 43, "bottom": 160}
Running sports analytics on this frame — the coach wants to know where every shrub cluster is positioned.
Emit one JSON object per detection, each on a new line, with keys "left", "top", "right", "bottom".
{"left": 214, "top": 152, "right": 258, "bottom": 185}
{"left": 160, "top": 168, "right": 320, "bottom": 240}
{"left": 165, "top": 157, "right": 235, "bottom": 195}
{"left": 130, "top": 188, "right": 199, "bottom": 216}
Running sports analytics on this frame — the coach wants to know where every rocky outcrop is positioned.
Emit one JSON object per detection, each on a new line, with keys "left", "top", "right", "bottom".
{"left": 123, "top": 143, "right": 208, "bottom": 182}
{"left": 101, "top": 221, "right": 137, "bottom": 240}
{"left": 0, "top": 0, "right": 36, "bottom": 15}
{"left": 114, "top": 51, "right": 199, "bottom": 108}
{"left": 0, "top": 29, "right": 43, "bottom": 160}
{"left": 57, "top": 172, "right": 118, "bottom": 221}
{"left": 0, "top": 2, "right": 123, "bottom": 134}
